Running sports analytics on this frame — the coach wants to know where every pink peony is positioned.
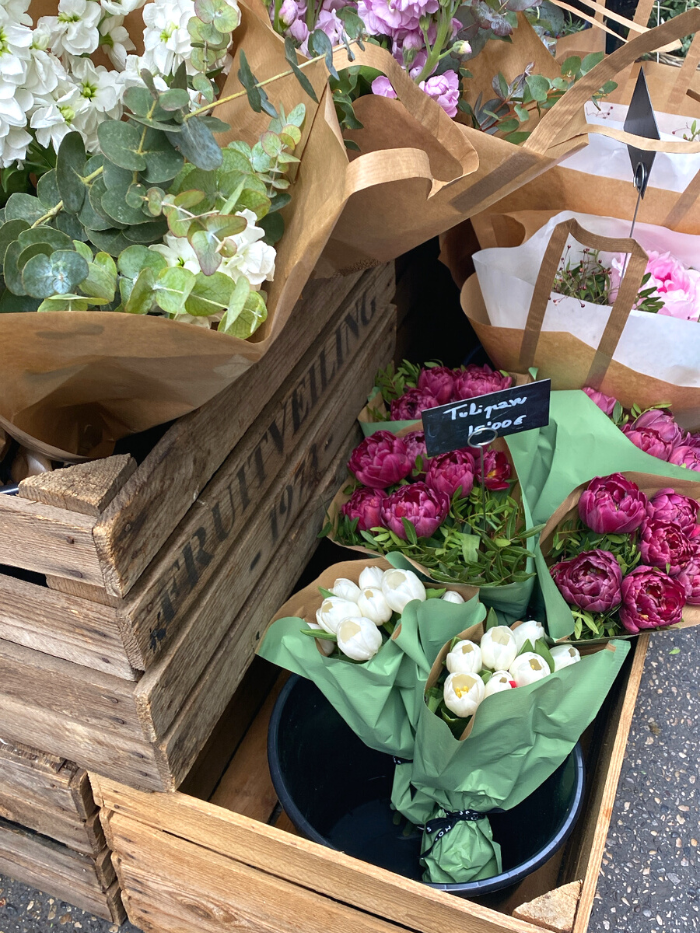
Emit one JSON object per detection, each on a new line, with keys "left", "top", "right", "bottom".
{"left": 675, "top": 547, "right": 700, "bottom": 604}
{"left": 622, "top": 409, "right": 684, "bottom": 461}
{"left": 619, "top": 565, "right": 686, "bottom": 634}
{"left": 646, "top": 488, "right": 700, "bottom": 531}
{"left": 403, "top": 430, "right": 429, "bottom": 474}
{"left": 390, "top": 386, "right": 438, "bottom": 421}
{"left": 371, "top": 76, "right": 397, "bottom": 99}
{"left": 582, "top": 387, "right": 617, "bottom": 417}
{"left": 475, "top": 449, "right": 511, "bottom": 491}
{"left": 579, "top": 473, "right": 648, "bottom": 534}
{"left": 669, "top": 445, "right": 700, "bottom": 473}
{"left": 347, "top": 431, "right": 412, "bottom": 488}
{"left": 685, "top": 434, "right": 700, "bottom": 450}
{"left": 418, "top": 366, "right": 455, "bottom": 405}
{"left": 341, "top": 487, "right": 387, "bottom": 531}
{"left": 645, "top": 251, "right": 700, "bottom": 322}
{"left": 425, "top": 449, "right": 475, "bottom": 499}
{"left": 551, "top": 549, "right": 622, "bottom": 613}
{"left": 419, "top": 69, "right": 460, "bottom": 118}
{"left": 380, "top": 481, "right": 449, "bottom": 539}
{"left": 453, "top": 364, "right": 513, "bottom": 401}
{"left": 639, "top": 519, "right": 695, "bottom": 576}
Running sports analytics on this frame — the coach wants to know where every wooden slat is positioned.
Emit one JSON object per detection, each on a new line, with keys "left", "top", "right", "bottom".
{"left": 0, "top": 788, "right": 104, "bottom": 856}
{"left": 153, "top": 423, "right": 362, "bottom": 788}
{"left": 571, "top": 634, "right": 649, "bottom": 933}
{"left": 93, "top": 269, "right": 376, "bottom": 599}
{"left": 69, "top": 767, "right": 98, "bottom": 821}
{"left": 0, "top": 495, "right": 103, "bottom": 586}
{"left": 135, "top": 312, "right": 395, "bottom": 739}
{"left": 0, "top": 573, "right": 136, "bottom": 679}
{"left": 19, "top": 455, "right": 136, "bottom": 516}
{"left": 120, "top": 263, "right": 395, "bottom": 667}
{"left": 92, "top": 778, "right": 538, "bottom": 933}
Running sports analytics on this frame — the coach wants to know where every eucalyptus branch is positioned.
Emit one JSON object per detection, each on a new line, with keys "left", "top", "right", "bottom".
{"left": 30, "top": 165, "right": 105, "bottom": 229}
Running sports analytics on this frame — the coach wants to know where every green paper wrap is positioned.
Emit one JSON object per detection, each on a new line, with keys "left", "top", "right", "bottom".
{"left": 257, "top": 559, "right": 486, "bottom": 759}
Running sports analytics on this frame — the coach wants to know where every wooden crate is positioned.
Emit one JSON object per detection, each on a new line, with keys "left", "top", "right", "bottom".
{"left": 91, "top": 634, "right": 649, "bottom": 933}
{"left": 0, "top": 739, "right": 124, "bottom": 923}
{"left": 0, "top": 264, "right": 396, "bottom": 792}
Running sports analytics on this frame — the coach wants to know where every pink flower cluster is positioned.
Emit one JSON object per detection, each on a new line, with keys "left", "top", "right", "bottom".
{"left": 271, "top": 0, "right": 351, "bottom": 49}
{"left": 611, "top": 250, "right": 700, "bottom": 322}
{"left": 582, "top": 388, "right": 700, "bottom": 472}
{"left": 342, "top": 428, "right": 512, "bottom": 539}
{"left": 390, "top": 363, "right": 513, "bottom": 421}
{"left": 551, "top": 474, "right": 700, "bottom": 634}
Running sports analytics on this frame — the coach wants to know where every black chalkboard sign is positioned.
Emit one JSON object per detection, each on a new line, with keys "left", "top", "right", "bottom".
{"left": 422, "top": 379, "right": 551, "bottom": 458}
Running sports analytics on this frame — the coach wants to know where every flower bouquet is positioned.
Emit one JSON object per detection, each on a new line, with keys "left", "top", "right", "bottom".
{"left": 540, "top": 471, "right": 700, "bottom": 641}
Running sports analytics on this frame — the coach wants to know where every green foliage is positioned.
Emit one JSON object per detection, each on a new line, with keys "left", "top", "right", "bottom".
{"left": 552, "top": 246, "right": 665, "bottom": 315}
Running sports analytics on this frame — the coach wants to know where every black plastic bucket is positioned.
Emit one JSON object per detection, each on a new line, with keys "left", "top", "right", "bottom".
{"left": 268, "top": 674, "right": 585, "bottom": 897}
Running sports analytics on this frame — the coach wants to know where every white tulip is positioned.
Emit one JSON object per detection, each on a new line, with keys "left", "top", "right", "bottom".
{"left": 480, "top": 626, "right": 518, "bottom": 672}
{"left": 357, "top": 587, "right": 392, "bottom": 625}
{"left": 551, "top": 645, "right": 581, "bottom": 671}
{"left": 316, "top": 597, "right": 362, "bottom": 635}
{"left": 509, "top": 652, "right": 551, "bottom": 687}
{"left": 441, "top": 590, "right": 465, "bottom": 604}
{"left": 337, "top": 617, "right": 383, "bottom": 661}
{"left": 306, "top": 622, "right": 334, "bottom": 657}
{"left": 513, "top": 620, "right": 546, "bottom": 652}
{"left": 381, "top": 568, "right": 427, "bottom": 613}
{"left": 443, "top": 672, "right": 485, "bottom": 718}
{"left": 445, "top": 640, "right": 482, "bottom": 675}
{"left": 330, "top": 578, "right": 361, "bottom": 602}
{"left": 483, "top": 671, "right": 515, "bottom": 698}
{"left": 359, "top": 565, "right": 384, "bottom": 589}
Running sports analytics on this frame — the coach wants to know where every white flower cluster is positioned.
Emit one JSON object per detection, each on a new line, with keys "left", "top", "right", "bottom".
{"left": 0, "top": 0, "right": 239, "bottom": 168}
{"left": 442, "top": 619, "right": 582, "bottom": 720}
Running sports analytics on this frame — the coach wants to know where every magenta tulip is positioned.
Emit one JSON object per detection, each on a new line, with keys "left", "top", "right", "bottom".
{"left": 380, "top": 482, "right": 449, "bottom": 539}
{"left": 622, "top": 409, "right": 684, "bottom": 461}
{"left": 551, "top": 549, "right": 622, "bottom": 613}
{"left": 675, "top": 549, "right": 700, "bottom": 604}
{"left": 426, "top": 449, "right": 475, "bottom": 499}
{"left": 347, "top": 431, "right": 412, "bottom": 489}
{"left": 619, "top": 565, "right": 686, "bottom": 633}
{"left": 582, "top": 387, "right": 617, "bottom": 417}
{"left": 475, "top": 449, "right": 512, "bottom": 491}
{"left": 578, "top": 474, "right": 648, "bottom": 534}
{"left": 669, "top": 445, "right": 700, "bottom": 473}
{"left": 639, "top": 519, "right": 695, "bottom": 575}
{"left": 453, "top": 364, "right": 513, "bottom": 401}
{"left": 341, "top": 487, "right": 387, "bottom": 532}
{"left": 390, "top": 387, "right": 439, "bottom": 421}
{"left": 403, "top": 430, "right": 429, "bottom": 474}
{"left": 646, "top": 488, "right": 700, "bottom": 531}
{"left": 418, "top": 366, "right": 455, "bottom": 405}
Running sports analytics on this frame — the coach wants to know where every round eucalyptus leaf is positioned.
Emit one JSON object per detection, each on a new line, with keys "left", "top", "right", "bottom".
{"left": 22, "top": 249, "right": 89, "bottom": 299}
{"left": 79, "top": 193, "right": 114, "bottom": 232}
{"left": 98, "top": 121, "right": 148, "bottom": 171}
{"left": 146, "top": 187, "right": 165, "bottom": 216}
{"left": 56, "top": 132, "right": 87, "bottom": 214}
{"left": 37, "top": 170, "right": 62, "bottom": 209}
{"left": 56, "top": 211, "right": 88, "bottom": 241}
{"left": 125, "top": 266, "right": 157, "bottom": 314}
{"left": 3, "top": 240, "right": 27, "bottom": 295}
{"left": 123, "top": 218, "right": 168, "bottom": 244}
{"left": 5, "top": 193, "right": 46, "bottom": 224}
{"left": 219, "top": 288, "right": 267, "bottom": 338}
{"left": 188, "top": 225, "right": 221, "bottom": 276}
{"left": 0, "top": 219, "right": 30, "bottom": 264}
{"left": 194, "top": 0, "right": 240, "bottom": 31}
{"left": 118, "top": 244, "right": 167, "bottom": 280}
{"left": 17, "top": 226, "right": 72, "bottom": 253}
{"left": 142, "top": 134, "right": 184, "bottom": 185}
{"left": 260, "top": 132, "right": 283, "bottom": 159}
{"left": 169, "top": 117, "right": 222, "bottom": 172}
{"left": 88, "top": 228, "right": 133, "bottom": 257}
{"left": 101, "top": 187, "right": 148, "bottom": 225}
{"left": 184, "top": 270, "right": 234, "bottom": 316}
{"left": 103, "top": 159, "right": 134, "bottom": 192}
{"left": 159, "top": 88, "right": 191, "bottom": 112}
{"left": 124, "top": 86, "right": 154, "bottom": 117}
{"left": 18, "top": 242, "right": 53, "bottom": 269}
{"left": 192, "top": 73, "right": 215, "bottom": 104}
{"left": 153, "top": 266, "right": 195, "bottom": 314}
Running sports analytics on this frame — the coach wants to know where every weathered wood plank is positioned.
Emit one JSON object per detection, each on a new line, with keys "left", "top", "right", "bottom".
{"left": 117, "top": 262, "right": 395, "bottom": 669}
{"left": 0, "top": 788, "right": 104, "bottom": 856}
{"left": 135, "top": 314, "right": 395, "bottom": 740}
{"left": 92, "top": 780, "right": 538, "bottom": 933}
{"left": 0, "top": 574, "right": 135, "bottom": 679}
{"left": 154, "top": 422, "right": 363, "bottom": 788}
{"left": 0, "top": 495, "right": 103, "bottom": 586}
{"left": 19, "top": 455, "right": 136, "bottom": 516}
{"left": 69, "top": 767, "right": 98, "bottom": 821}
{"left": 94, "top": 269, "right": 377, "bottom": 598}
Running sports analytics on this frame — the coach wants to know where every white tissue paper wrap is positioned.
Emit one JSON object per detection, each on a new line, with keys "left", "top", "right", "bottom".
{"left": 473, "top": 210, "right": 700, "bottom": 388}
{"left": 559, "top": 101, "right": 700, "bottom": 193}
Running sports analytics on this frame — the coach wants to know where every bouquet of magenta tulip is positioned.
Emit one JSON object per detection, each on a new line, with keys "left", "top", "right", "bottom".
{"left": 542, "top": 472, "right": 700, "bottom": 640}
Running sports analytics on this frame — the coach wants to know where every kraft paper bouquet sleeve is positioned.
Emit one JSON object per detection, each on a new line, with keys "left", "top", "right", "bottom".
{"left": 257, "top": 558, "right": 485, "bottom": 758}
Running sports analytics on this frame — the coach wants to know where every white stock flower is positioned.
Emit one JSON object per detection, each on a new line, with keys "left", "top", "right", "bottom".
{"left": 40, "top": 0, "right": 101, "bottom": 59}
{"left": 441, "top": 590, "right": 465, "bottom": 604}
{"left": 483, "top": 671, "right": 514, "bottom": 698}
{"left": 330, "top": 578, "right": 361, "bottom": 602}
{"left": 381, "top": 568, "right": 426, "bottom": 613}
{"left": 142, "top": 0, "right": 196, "bottom": 76}
{"left": 0, "top": 124, "right": 31, "bottom": 167}
{"left": 220, "top": 209, "right": 276, "bottom": 287}
{"left": 99, "top": 14, "right": 136, "bottom": 70}
{"left": 24, "top": 46, "right": 65, "bottom": 97}
{"left": 445, "top": 639, "right": 482, "bottom": 675}
{"left": 1, "top": 0, "right": 32, "bottom": 27}
{"left": 550, "top": 645, "right": 581, "bottom": 671}
{"left": 150, "top": 234, "right": 202, "bottom": 275}
{"left": 480, "top": 626, "right": 518, "bottom": 672}
{"left": 99, "top": 0, "right": 148, "bottom": 15}
{"left": 30, "top": 80, "right": 79, "bottom": 151}
{"left": 0, "top": 85, "right": 31, "bottom": 168}
{"left": 443, "top": 672, "right": 484, "bottom": 719}
{"left": 0, "top": 6, "right": 33, "bottom": 87}
{"left": 512, "top": 620, "right": 546, "bottom": 652}
{"left": 509, "top": 652, "right": 550, "bottom": 687}
{"left": 357, "top": 587, "right": 392, "bottom": 625}
{"left": 68, "top": 57, "right": 121, "bottom": 149}
{"left": 337, "top": 617, "right": 382, "bottom": 661}
{"left": 359, "top": 565, "right": 384, "bottom": 590}
{"left": 315, "top": 597, "right": 362, "bottom": 636}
